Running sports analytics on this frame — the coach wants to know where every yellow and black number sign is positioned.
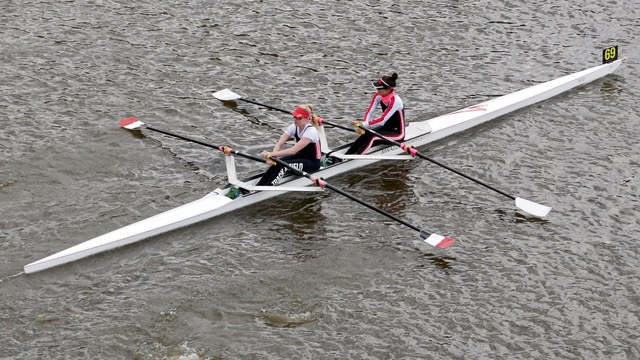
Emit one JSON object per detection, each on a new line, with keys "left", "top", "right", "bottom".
{"left": 602, "top": 45, "right": 618, "bottom": 64}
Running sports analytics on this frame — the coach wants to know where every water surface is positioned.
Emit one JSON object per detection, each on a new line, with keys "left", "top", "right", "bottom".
{"left": 1, "top": 1, "right": 639, "bottom": 359}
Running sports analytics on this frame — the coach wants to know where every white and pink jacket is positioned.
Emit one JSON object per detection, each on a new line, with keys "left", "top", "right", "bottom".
{"left": 361, "top": 91, "right": 405, "bottom": 139}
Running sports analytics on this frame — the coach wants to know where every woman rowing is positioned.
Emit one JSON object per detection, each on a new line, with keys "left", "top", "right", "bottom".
{"left": 345, "top": 72, "right": 405, "bottom": 155}
{"left": 256, "top": 104, "right": 322, "bottom": 186}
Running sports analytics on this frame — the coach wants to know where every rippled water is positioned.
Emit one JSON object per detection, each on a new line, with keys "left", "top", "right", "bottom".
{"left": 1, "top": 1, "right": 639, "bottom": 359}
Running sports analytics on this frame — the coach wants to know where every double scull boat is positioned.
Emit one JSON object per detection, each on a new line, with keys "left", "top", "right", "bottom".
{"left": 24, "top": 49, "right": 623, "bottom": 274}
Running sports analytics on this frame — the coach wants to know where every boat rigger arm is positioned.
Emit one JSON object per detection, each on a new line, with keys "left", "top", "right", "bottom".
{"left": 223, "top": 154, "right": 323, "bottom": 192}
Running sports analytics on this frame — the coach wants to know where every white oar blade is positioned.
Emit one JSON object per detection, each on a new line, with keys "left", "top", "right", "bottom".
{"left": 515, "top": 197, "right": 552, "bottom": 217}
{"left": 420, "top": 231, "right": 455, "bottom": 249}
{"left": 119, "top": 117, "right": 145, "bottom": 130}
{"left": 212, "top": 88, "right": 242, "bottom": 101}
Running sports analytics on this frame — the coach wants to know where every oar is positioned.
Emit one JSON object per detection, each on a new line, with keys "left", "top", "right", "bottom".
{"left": 263, "top": 154, "right": 455, "bottom": 248}
{"left": 119, "top": 117, "right": 265, "bottom": 163}
{"left": 213, "top": 89, "right": 359, "bottom": 133}
{"left": 118, "top": 116, "right": 456, "bottom": 249}
{"left": 353, "top": 125, "right": 552, "bottom": 217}
{"left": 211, "top": 89, "right": 551, "bottom": 217}
{"left": 213, "top": 89, "right": 294, "bottom": 115}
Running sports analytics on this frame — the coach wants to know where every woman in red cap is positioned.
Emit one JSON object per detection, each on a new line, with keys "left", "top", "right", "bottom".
{"left": 256, "top": 104, "right": 322, "bottom": 186}
{"left": 345, "top": 72, "right": 405, "bottom": 155}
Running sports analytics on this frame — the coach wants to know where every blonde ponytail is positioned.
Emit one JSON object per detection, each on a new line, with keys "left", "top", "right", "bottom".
{"left": 297, "top": 104, "right": 321, "bottom": 127}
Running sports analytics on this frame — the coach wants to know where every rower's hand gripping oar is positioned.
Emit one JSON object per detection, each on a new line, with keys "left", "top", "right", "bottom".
{"left": 211, "top": 89, "right": 551, "bottom": 217}
{"left": 119, "top": 116, "right": 455, "bottom": 249}
{"left": 351, "top": 123, "right": 552, "bottom": 217}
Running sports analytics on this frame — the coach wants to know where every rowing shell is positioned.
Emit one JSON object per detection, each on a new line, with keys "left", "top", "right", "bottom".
{"left": 23, "top": 57, "right": 623, "bottom": 274}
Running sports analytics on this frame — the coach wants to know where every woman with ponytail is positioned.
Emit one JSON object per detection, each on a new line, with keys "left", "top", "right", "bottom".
{"left": 256, "top": 104, "right": 323, "bottom": 186}
{"left": 345, "top": 72, "right": 405, "bottom": 155}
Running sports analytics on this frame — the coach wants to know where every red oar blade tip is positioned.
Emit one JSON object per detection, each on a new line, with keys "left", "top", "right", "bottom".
{"left": 119, "top": 117, "right": 144, "bottom": 130}
{"left": 420, "top": 231, "right": 455, "bottom": 249}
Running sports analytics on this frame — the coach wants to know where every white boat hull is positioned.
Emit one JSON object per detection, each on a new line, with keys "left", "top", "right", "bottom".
{"left": 24, "top": 59, "right": 622, "bottom": 274}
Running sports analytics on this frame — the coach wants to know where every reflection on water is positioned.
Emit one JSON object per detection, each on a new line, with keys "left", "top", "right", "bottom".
{"left": 124, "top": 127, "right": 147, "bottom": 140}
{"left": 343, "top": 162, "right": 415, "bottom": 214}
{"left": 217, "top": 99, "right": 282, "bottom": 130}
{"left": 261, "top": 308, "right": 321, "bottom": 328}
{"left": 421, "top": 253, "right": 457, "bottom": 270}
{"left": 281, "top": 197, "right": 326, "bottom": 235}
{"left": 491, "top": 208, "right": 551, "bottom": 224}
{"left": 0, "top": 180, "right": 17, "bottom": 189}
{"left": 256, "top": 193, "right": 330, "bottom": 263}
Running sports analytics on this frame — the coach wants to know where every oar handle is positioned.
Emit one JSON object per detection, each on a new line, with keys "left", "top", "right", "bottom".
{"left": 215, "top": 145, "right": 266, "bottom": 164}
